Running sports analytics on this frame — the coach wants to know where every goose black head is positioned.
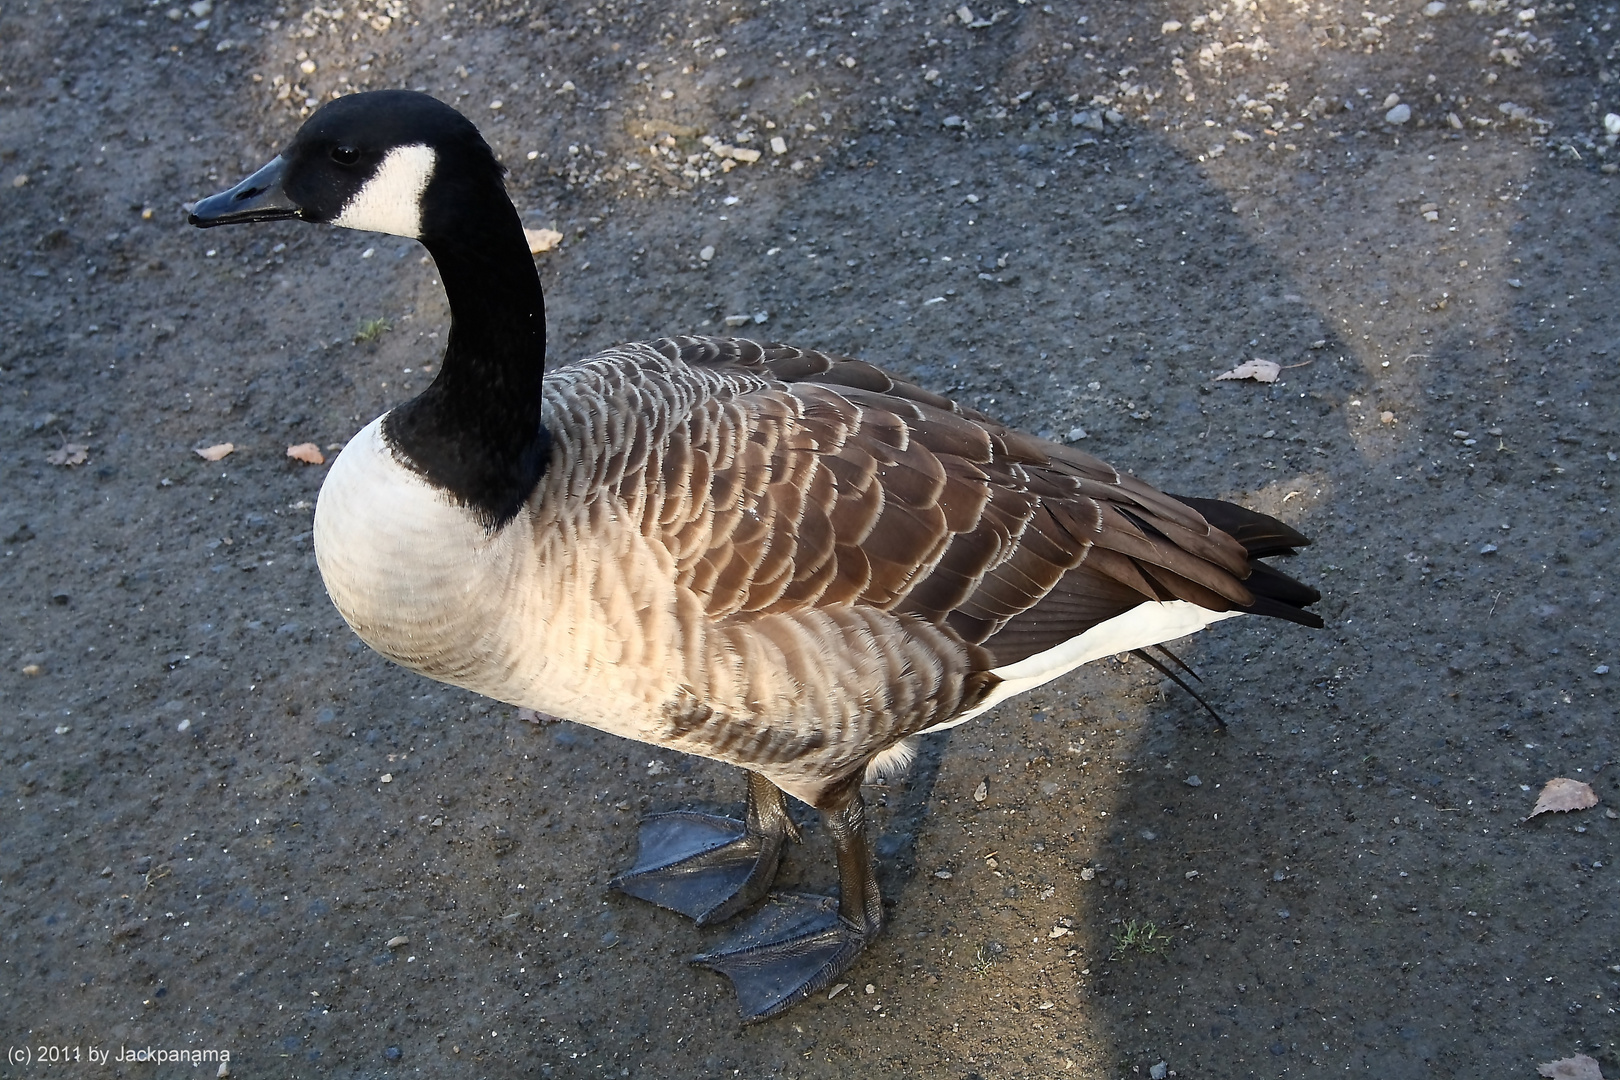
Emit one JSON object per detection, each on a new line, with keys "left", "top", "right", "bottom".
{"left": 190, "top": 91, "right": 505, "bottom": 242}
{"left": 192, "top": 91, "right": 547, "bottom": 530}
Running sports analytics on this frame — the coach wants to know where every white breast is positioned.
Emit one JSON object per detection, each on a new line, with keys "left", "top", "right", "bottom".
{"left": 314, "top": 417, "right": 506, "bottom": 677}
{"left": 312, "top": 415, "right": 692, "bottom": 740}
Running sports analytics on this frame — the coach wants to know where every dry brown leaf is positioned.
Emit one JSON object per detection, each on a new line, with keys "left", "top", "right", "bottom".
{"left": 46, "top": 443, "right": 89, "bottom": 467}
{"left": 1215, "top": 358, "right": 1281, "bottom": 383}
{"left": 1538, "top": 1054, "right": 1605, "bottom": 1080}
{"left": 524, "top": 227, "right": 563, "bottom": 254}
{"left": 286, "top": 442, "right": 326, "bottom": 465}
{"left": 195, "top": 443, "right": 235, "bottom": 462}
{"left": 1529, "top": 777, "right": 1598, "bottom": 818}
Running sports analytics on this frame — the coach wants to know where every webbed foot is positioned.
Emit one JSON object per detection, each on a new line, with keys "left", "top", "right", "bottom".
{"left": 611, "top": 772, "right": 798, "bottom": 926}
{"left": 693, "top": 781, "right": 883, "bottom": 1023}
{"left": 691, "top": 893, "right": 873, "bottom": 1022}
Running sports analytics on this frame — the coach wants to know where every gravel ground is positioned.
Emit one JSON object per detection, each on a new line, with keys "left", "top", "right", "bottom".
{"left": 2, "top": 0, "right": 1618, "bottom": 1076}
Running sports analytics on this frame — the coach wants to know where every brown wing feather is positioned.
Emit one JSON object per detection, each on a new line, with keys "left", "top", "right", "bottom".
{"left": 640, "top": 336, "right": 1312, "bottom": 664}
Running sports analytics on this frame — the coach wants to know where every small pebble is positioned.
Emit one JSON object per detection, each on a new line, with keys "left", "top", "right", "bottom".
{"left": 1066, "top": 426, "right": 1088, "bottom": 441}
{"left": 1380, "top": 411, "right": 1396, "bottom": 424}
{"left": 1184, "top": 775, "right": 1202, "bottom": 787}
{"left": 934, "top": 868, "right": 952, "bottom": 879}
{"left": 769, "top": 136, "right": 787, "bottom": 155}
{"left": 1606, "top": 113, "right": 1620, "bottom": 136}
{"left": 380, "top": 772, "right": 393, "bottom": 783}
{"left": 942, "top": 115, "right": 965, "bottom": 129}
{"left": 386, "top": 935, "right": 410, "bottom": 949}
{"left": 1151, "top": 1064, "right": 1169, "bottom": 1080}
{"left": 1079, "top": 867, "right": 1096, "bottom": 880}
{"left": 11, "top": 173, "right": 28, "bottom": 188}
{"left": 828, "top": 982, "right": 849, "bottom": 999}
{"left": 1385, "top": 103, "right": 1411, "bottom": 125}
{"left": 973, "top": 779, "right": 989, "bottom": 803}
{"left": 699, "top": 245, "right": 715, "bottom": 261}
{"left": 1423, "top": 1, "right": 1446, "bottom": 13}
{"left": 1479, "top": 543, "right": 1498, "bottom": 555}
{"left": 864, "top": 983, "right": 876, "bottom": 995}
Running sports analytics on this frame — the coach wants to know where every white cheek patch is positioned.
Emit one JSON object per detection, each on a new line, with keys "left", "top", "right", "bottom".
{"left": 332, "top": 144, "right": 436, "bottom": 238}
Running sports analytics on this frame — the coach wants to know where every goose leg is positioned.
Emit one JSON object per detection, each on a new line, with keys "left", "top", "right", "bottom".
{"left": 691, "top": 778, "right": 882, "bottom": 1023}
{"left": 611, "top": 771, "right": 800, "bottom": 926}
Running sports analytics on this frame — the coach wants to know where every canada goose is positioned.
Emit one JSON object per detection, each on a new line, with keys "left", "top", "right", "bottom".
{"left": 189, "top": 90, "right": 1321, "bottom": 1022}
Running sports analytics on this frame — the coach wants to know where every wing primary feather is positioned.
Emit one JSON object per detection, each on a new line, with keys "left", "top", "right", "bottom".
{"left": 1130, "top": 648, "right": 1225, "bottom": 730}
{"left": 1150, "top": 643, "right": 1202, "bottom": 683}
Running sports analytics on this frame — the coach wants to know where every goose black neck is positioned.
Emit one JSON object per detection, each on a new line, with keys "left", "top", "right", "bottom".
{"left": 383, "top": 186, "right": 549, "bottom": 529}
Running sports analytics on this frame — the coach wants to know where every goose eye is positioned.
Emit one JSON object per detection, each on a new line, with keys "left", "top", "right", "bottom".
{"left": 331, "top": 145, "right": 361, "bottom": 166}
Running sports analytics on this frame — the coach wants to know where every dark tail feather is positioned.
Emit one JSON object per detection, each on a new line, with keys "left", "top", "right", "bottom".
{"left": 1169, "top": 494, "right": 1324, "bottom": 629}
{"left": 1242, "top": 562, "right": 1324, "bottom": 628}
{"left": 1170, "top": 495, "right": 1311, "bottom": 557}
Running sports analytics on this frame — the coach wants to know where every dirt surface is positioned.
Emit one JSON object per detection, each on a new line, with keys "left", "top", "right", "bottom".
{"left": 3, "top": 0, "right": 1619, "bottom": 1076}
